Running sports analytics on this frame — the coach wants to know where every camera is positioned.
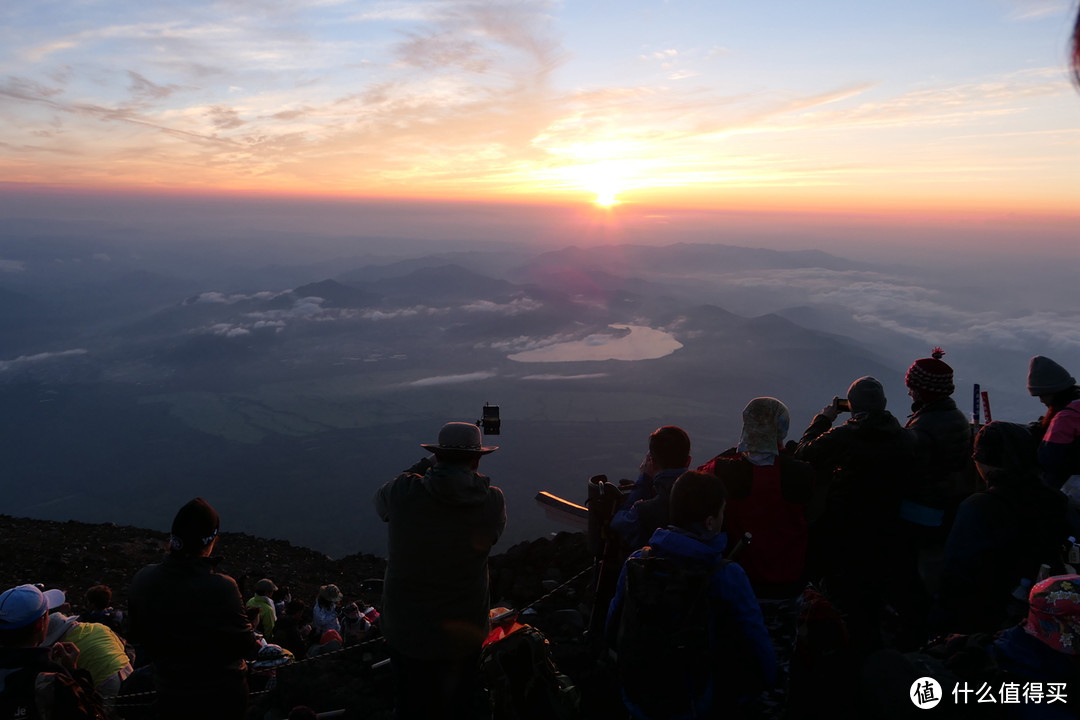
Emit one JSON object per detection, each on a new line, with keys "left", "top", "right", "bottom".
{"left": 836, "top": 398, "right": 851, "bottom": 412}
{"left": 479, "top": 403, "right": 501, "bottom": 436}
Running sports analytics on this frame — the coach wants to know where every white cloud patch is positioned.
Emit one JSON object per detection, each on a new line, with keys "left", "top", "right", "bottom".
{"left": 482, "top": 333, "right": 580, "bottom": 353}
{"left": 729, "top": 267, "right": 1080, "bottom": 352}
{"left": 462, "top": 297, "right": 542, "bottom": 315}
{"left": 0, "top": 259, "right": 26, "bottom": 272}
{"left": 359, "top": 306, "right": 444, "bottom": 321}
{"left": 0, "top": 348, "right": 87, "bottom": 371}
{"left": 190, "top": 290, "right": 282, "bottom": 304}
{"left": 520, "top": 373, "right": 609, "bottom": 381}
{"left": 409, "top": 371, "right": 497, "bottom": 386}
{"left": 208, "top": 323, "right": 251, "bottom": 338}
{"left": 92, "top": 253, "right": 111, "bottom": 262}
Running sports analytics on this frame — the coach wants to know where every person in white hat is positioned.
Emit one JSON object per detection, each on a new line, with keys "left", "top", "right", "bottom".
{"left": 374, "top": 421, "right": 505, "bottom": 720}
{"left": 40, "top": 608, "right": 132, "bottom": 698}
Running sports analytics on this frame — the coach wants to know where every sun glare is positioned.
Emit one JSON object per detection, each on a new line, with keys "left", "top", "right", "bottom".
{"left": 594, "top": 187, "right": 619, "bottom": 207}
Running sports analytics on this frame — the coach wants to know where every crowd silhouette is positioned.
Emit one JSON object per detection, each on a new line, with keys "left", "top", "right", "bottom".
{"left": 2, "top": 351, "right": 1079, "bottom": 719}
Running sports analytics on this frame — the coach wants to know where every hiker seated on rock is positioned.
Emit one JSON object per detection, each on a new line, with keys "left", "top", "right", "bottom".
{"left": 863, "top": 574, "right": 1080, "bottom": 719}
{"left": 607, "top": 470, "right": 776, "bottom": 720}
{"left": 273, "top": 600, "right": 311, "bottom": 660}
{"left": 0, "top": 584, "right": 107, "bottom": 719}
{"left": 610, "top": 425, "right": 692, "bottom": 551}
{"left": 311, "top": 584, "right": 342, "bottom": 641}
{"left": 81, "top": 585, "right": 125, "bottom": 637}
{"left": 340, "top": 602, "right": 370, "bottom": 645}
{"left": 41, "top": 606, "right": 133, "bottom": 698}
{"left": 697, "top": 397, "right": 815, "bottom": 597}
{"left": 246, "top": 578, "right": 278, "bottom": 639}
{"left": 931, "top": 421, "right": 1070, "bottom": 636}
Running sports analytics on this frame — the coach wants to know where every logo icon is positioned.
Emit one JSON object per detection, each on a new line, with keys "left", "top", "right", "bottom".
{"left": 911, "top": 677, "right": 943, "bottom": 709}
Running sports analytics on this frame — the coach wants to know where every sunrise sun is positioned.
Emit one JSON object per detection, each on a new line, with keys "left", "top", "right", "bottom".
{"left": 594, "top": 187, "right": 620, "bottom": 207}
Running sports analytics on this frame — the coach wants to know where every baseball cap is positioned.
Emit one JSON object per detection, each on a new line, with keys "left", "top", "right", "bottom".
{"left": 0, "top": 584, "right": 66, "bottom": 630}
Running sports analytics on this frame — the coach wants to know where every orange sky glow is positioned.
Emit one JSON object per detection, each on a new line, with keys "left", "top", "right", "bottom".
{"left": 1, "top": 1, "right": 1077, "bottom": 231}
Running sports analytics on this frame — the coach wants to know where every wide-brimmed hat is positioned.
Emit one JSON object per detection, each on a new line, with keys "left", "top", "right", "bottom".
{"left": 319, "top": 584, "right": 343, "bottom": 603}
{"left": 421, "top": 422, "right": 498, "bottom": 455}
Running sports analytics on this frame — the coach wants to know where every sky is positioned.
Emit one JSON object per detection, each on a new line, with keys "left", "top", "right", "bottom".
{"left": 1, "top": 0, "right": 1078, "bottom": 243}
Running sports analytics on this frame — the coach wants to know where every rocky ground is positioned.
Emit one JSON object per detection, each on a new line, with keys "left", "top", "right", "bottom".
{"left": 0, "top": 515, "right": 791, "bottom": 719}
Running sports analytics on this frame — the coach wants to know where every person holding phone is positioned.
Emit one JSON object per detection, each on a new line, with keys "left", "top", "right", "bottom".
{"left": 795, "top": 377, "right": 915, "bottom": 656}
{"left": 610, "top": 426, "right": 692, "bottom": 552}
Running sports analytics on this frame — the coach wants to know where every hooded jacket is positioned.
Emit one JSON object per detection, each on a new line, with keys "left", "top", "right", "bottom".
{"left": 374, "top": 457, "right": 506, "bottom": 660}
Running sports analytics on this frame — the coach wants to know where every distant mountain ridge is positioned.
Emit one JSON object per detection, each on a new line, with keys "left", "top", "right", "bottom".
{"left": 0, "top": 238, "right": 929, "bottom": 557}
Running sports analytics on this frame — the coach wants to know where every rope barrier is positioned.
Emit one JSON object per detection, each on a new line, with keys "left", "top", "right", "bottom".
{"left": 517, "top": 563, "right": 594, "bottom": 615}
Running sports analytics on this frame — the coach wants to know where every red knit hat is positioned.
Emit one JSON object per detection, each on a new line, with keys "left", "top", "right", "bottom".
{"left": 905, "top": 347, "right": 954, "bottom": 397}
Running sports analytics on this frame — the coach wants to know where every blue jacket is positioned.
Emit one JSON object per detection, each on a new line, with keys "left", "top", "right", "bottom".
{"left": 606, "top": 526, "right": 777, "bottom": 717}
{"left": 610, "top": 467, "right": 687, "bottom": 551}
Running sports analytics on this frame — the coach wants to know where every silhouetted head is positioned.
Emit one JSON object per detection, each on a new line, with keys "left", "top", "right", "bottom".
{"left": 669, "top": 470, "right": 726, "bottom": 532}
{"left": 255, "top": 578, "right": 277, "bottom": 597}
{"left": 972, "top": 421, "right": 1038, "bottom": 486}
{"left": 648, "top": 425, "right": 691, "bottom": 470}
{"left": 85, "top": 585, "right": 112, "bottom": 611}
{"left": 169, "top": 497, "right": 220, "bottom": 557}
{"left": 846, "top": 376, "right": 887, "bottom": 414}
{"left": 1027, "top": 356, "right": 1079, "bottom": 410}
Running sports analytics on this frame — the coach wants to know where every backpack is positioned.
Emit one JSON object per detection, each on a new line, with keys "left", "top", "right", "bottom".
{"left": 0, "top": 665, "right": 108, "bottom": 720}
{"left": 614, "top": 549, "right": 726, "bottom": 720}
{"left": 480, "top": 622, "right": 579, "bottom": 720}
{"left": 788, "top": 584, "right": 857, "bottom": 719}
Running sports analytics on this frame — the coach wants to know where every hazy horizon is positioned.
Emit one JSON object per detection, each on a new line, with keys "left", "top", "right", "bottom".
{"left": 2, "top": 212, "right": 1077, "bottom": 556}
{"left": 2, "top": 0, "right": 1078, "bottom": 557}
